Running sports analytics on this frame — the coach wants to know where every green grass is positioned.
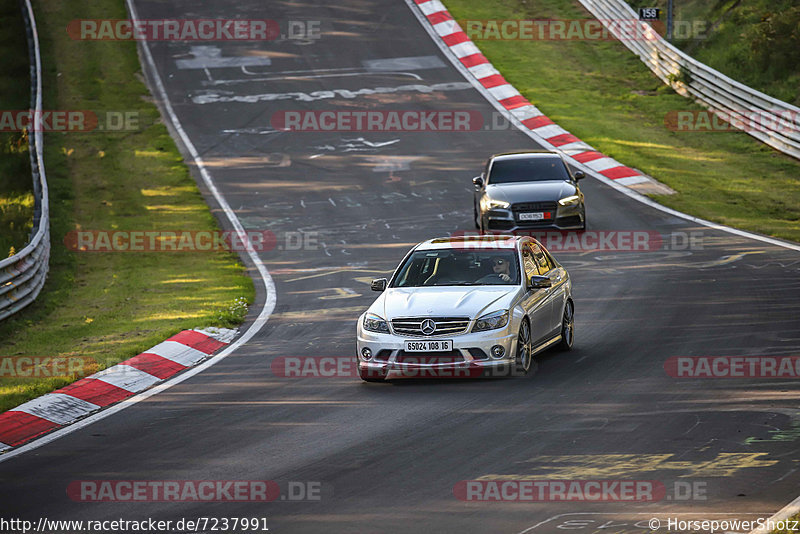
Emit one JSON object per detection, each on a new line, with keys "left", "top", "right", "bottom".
{"left": 772, "top": 513, "right": 800, "bottom": 534}
{"left": 0, "top": 0, "right": 254, "bottom": 413}
{"left": 0, "top": 2, "right": 34, "bottom": 258}
{"left": 628, "top": 0, "right": 800, "bottom": 106}
{"left": 447, "top": 0, "right": 800, "bottom": 242}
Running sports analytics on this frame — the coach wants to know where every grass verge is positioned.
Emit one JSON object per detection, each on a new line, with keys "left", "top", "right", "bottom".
{"left": 446, "top": 0, "right": 800, "bottom": 242}
{"left": 772, "top": 512, "right": 800, "bottom": 534}
{"left": 0, "top": 0, "right": 254, "bottom": 413}
{"left": 628, "top": 0, "right": 800, "bottom": 106}
{"left": 0, "top": 2, "right": 34, "bottom": 258}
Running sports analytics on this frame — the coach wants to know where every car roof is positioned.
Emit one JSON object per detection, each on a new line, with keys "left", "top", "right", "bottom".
{"left": 416, "top": 235, "right": 523, "bottom": 250}
{"left": 489, "top": 151, "right": 562, "bottom": 162}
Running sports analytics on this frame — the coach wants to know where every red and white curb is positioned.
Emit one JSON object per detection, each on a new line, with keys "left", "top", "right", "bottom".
{"left": 0, "top": 327, "right": 236, "bottom": 452}
{"left": 411, "top": 0, "right": 657, "bottom": 189}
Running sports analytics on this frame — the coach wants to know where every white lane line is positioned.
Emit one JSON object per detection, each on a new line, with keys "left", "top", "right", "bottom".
{"left": 0, "top": 0, "right": 277, "bottom": 463}
{"left": 12, "top": 394, "right": 100, "bottom": 426}
{"left": 749, "top": 496, "right": 800, "bottom": 534}
{"left": 405, "top": 0, "right": 800, "bottom": 253}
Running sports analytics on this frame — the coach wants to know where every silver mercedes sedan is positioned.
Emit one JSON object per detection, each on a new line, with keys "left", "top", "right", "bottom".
{"left": 356, "top": 235, "right": 574, "bottom": 382}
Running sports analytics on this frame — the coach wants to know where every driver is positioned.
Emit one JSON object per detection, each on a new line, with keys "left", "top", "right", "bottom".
{"left": 491, "top": 258, "right": 511, "bottom": 282}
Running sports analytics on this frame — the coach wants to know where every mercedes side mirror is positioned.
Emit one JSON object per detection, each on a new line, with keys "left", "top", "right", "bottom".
{"left": 574, "top": 170, "right": 585, "bottom": 181}
{"left": 371, "top": 278, "right": 388, "bottom": 292}
{"left": 528, "top": 275, "right": 552, "bottom": 289}
{"left": 472, "top": 175, "right": 484, "bottom": 188}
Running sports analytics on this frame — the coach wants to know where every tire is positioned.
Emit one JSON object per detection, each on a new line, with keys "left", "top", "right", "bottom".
{"left": 557, "top": 300, "right": 574, "bottom": 351}
{"left": 473, "top": 203, "right": 480, "bottom": 230}
{"left": 514, "top": 319, "right": 534, "bottom": 375}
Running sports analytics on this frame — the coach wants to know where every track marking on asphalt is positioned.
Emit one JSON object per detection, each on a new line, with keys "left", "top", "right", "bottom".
{"left": 476, "top": 452, "right": 778, "bottom": 480}
{"left": 206, "top": 70, "right": 427, "bottom": 86}
{"left": 284, "top": 268, "right": 390, "bottom": 283}
{"left": 362, "top": 55, "right": 445, "bottom": 71}
{"left": 0, "top": 0, "right": 277, "bottom": 464}
{"left": 202, "top": 55, "right": 446, "bottom": 86}
{"left": 175, "top": 45, "right": 273, "bottom": 69}
{"left": 319, "top": 288, "right": 361, "bottom": 300}
{"left": 516, "top": 513, "right": 772, "bottom": 534}
{"left": 192, "top": 81, "right": 473, "bottom": 104}
{"left": 697, "top": 251, "right": 764, "bottom": 267}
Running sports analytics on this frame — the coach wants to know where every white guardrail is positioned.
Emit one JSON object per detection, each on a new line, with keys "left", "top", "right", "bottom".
{"left": 0, "top": 0, "right": 50, "bottom": 322}
{"left": 578, "top": 0, "right": 800, "bottom": 160}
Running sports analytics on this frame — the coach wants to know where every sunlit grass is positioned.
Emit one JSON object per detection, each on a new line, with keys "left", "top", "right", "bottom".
{"left": 0, "top": 0, "right": 254, "bottom": 413}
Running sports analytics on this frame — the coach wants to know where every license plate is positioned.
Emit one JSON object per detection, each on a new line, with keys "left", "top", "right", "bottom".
{"left": 519, "top": 212, "right": 545, "bottom": 221}
{"left": 404, "top": 340, "right": 453, "bottom": 352}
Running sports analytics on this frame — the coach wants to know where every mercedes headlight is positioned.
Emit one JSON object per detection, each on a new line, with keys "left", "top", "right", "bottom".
{"left": 558, "top": 195, "right": 580, "bottom": 207}
{"left": 472, "top": 310, "right": 509, "bottom": 332}
{"left": 363, "top": 313, "right": 390, "bottom": 333}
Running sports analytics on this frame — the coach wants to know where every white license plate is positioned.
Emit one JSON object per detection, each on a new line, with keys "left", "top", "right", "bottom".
{"left": 404, "top": 340, "right": 453, "bottom": 352}
{"left": 519, "top": 212, "right": 545, "bottom": 221}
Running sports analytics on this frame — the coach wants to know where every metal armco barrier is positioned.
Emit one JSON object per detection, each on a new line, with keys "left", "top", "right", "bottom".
{"left": 579, "top": 0, "right": 800, "bottom": 160}
{"left": 0, "top": 0, "right": 50, "bottom": 322}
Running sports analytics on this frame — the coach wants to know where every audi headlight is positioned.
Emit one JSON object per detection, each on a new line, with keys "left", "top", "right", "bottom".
{"left": 558, "top": 195, "right": 580, "bottom": 207}
{"left": 481, "top": 198, "right": 510, "bottom": 210}
{"left": 363, "top": 313, "right": 390, "bottom": 333}
{"left": 472, "top": 310, "right": 509, "bottom": 332}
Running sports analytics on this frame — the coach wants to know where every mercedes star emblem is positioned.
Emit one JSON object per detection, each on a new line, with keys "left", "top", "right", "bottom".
{"left": 421, "top": 319, "right": 437, "bottom": 335}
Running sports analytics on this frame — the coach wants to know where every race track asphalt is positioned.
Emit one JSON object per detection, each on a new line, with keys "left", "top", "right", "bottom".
{"left": 2, "top": 1, "right": 799, "bottom": 533}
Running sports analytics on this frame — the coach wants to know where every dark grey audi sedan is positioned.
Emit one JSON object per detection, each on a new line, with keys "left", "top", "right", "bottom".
{"left": 473, "top": 151, "right": 586, "bottom": 232}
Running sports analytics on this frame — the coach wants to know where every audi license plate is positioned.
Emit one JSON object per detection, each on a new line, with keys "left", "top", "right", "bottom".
{"left": 404, "top": 340, "right": 453, "bottom": 352}
{"left": 519, "top": 212, "right": 545, "bottom": 221}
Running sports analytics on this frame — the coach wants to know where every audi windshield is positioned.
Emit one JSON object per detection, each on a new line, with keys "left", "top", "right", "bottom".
{"left": 488, "top": 156, "right": 571, "bottom": 183}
